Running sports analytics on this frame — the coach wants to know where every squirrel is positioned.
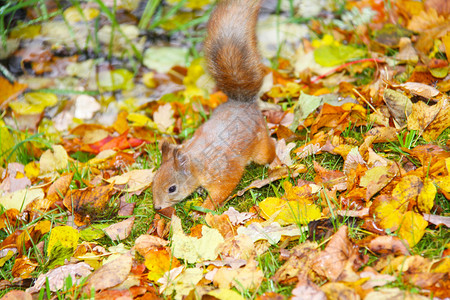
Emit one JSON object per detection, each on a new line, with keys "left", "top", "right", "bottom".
{"left": 152, "top": 0, "right": 276, "bottom": 210}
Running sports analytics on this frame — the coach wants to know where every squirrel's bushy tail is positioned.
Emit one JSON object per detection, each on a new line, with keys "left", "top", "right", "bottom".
{"left": 204, "top": 0, "right": 264, "bottom": 102}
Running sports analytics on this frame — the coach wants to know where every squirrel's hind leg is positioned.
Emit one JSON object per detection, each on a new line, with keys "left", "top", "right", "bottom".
{"left": 252, "top": 133, "right": 276, "bottom": 165}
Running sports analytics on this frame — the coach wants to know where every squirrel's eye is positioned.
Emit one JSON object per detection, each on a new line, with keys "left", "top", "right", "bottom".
{"left": 168, "top": 185, "right": 177, "bottom": 193}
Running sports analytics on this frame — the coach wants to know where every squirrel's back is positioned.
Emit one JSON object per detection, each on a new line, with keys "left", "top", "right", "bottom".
{"left": 204, "top": 0, "right": 264, "bottom": 102}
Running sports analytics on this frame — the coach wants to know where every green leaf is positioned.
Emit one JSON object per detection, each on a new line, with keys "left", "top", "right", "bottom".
{"left": 314, "top": 45, "right": 366, "bottom": 67}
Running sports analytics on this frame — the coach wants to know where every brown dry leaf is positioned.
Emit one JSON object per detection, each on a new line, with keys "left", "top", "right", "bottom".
{"left": 104, "top": 216, "right": 135, "bottom": 241}
{"left": 63, "top": 184, "right": 117, "bottom": 226}
{"left": 365, "top": 126, "right": 399, "bottom": 143}
{"left": 360, "top": 269, "right": 396, "bottom": 289}
{"left": 1, "top": 290, "right": 33, "bottom": 300}
{"left": 134, "top": 234, "right": 169, "bottom": 257}
{"left": 313, "top": 161, "right": 346, "bottom": 191}
{"left": 407, "top": 97, "right": 450, "bottom": 141}
{"left": 421, "top": 96, "right": 450, "bottom": 141}
{"left": 404, "top": 144, "right": 450, "bottom": 167}
{"left": 46, "top": 173, "right": 74, "bottom": 204}
{"left": 365, "top": 287, "right": 429, "bottom": 300}
{"left": 399, "top": 82, "right": 440, "bottom": 99}
{"left": 0, "top": 208, "right": 20, "bottom": 230}
{"left": 83, "top": 252, "right": 133, "bottom": 293}
{"left": 291, "top": 278, "right": 326, "bottom": 300}
{"left": 425, "top": 0, "right": 450, "bottom": 16}
{"left": 27, "top": 262, "right": 93, "bottom": 293}
{"left": 312, "top": 226, "right": 363, "bottom": 281}
{"left": 310, "top": 104, "right": 348, "bottom": 135}
{"left": 407, "top": 8, "right": 448, "bottom": 31}
{"left": 223, "top": 207, "right": 255, "bottom": 226}
{"left": 95, "top": 290, "right": 133, "bottom": 300}
{"left": 235, "top": 164, "right": 305, "bottom": 197}
{"left": 395, "top": 37, "right": 418, "bottom": 64}
{"left": 423, "top": 214, "right": 450, "bottom": 227}
{"left": 220, "top": 233, "right": 255, "bottom": 260}
{"left": 16, "top": 220, "right": 51, "bottom": 255}
{"left": 320, "top": 282, "right": 360, "bottom": 300}
{"left": 272, "top": 242, "right": 319, "bottom": 284}
{"left": 368, "top": 236, "right": 410, "bottom": 256}
{"left": 205, "top": 213, "right": 235, "bottom": 239}
{"left": 274, "top": 138, "right": 296, "bottom": 166}
{"left": 360, "top": 164, "right": 398, "bottom": 200}
{"left": 343, "top": 148, "right": 366, "bottom": 175}
{"left": 213, "top": 259, "right": 264, "bottom": 292}
{"left": 11, "top": 256, "right": 38, "bottom": 279}
{"left": 383, "top": 88, "right": 412, "bottom": 127}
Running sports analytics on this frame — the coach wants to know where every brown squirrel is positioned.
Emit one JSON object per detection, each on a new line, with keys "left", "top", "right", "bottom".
{"left": 152, "top": 0, "right": 276, "bottom": 210}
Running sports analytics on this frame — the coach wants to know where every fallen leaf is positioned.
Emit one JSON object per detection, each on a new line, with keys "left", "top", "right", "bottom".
{"left": 27, "top": 262, "right": 92, "bottom": 293}
{"left": 106, "top": 169, "right": 155, "bottom": 192}
{"left": 11, "top": 256, "right": 37, "bottom": 279}
{"left": 383, "top": 88, "right": 412, "bottom": 127}
{"left": 145, "top": 248, "right": 180, "bottom": 282}
{"left": 236, "top": 222, "right": 304, "bottom": 245}
{"left": 159, "top": 267, "right": 203, "bottom": 300}
{"left": 213, "top": 259, "right": 264, "bottom": 293}
{"left": 368, "top": 235, "right": 410, "bottom": 255}
{"left": 39, "top": 145, "right": 69, "bottom": 175}
{"left": 153, "top": 103, "right": 175, "bottom": 133}
{"left": 223, "top": 207, "right": 255, "bottom": 226}
{"left": 84, "top": 252, "right": 133, "bottom": 293}
{"left": 422, "top": 214, "right": 450, "bottom": 227}
{"left": 104, "top": 216, "right": 135, "bottom": 241}
{"left": 63, "top": 185, "right": 117, "bottom": 226}
{"left": 312, "top": 226, "right": 362, "bottom": 281}
{"left": 1, "top": 290, "right": 33, "bottom": 300}
{"left": 0, "top": 188, "right": 44, "bottom": 212}
{"left": 398, "top": 211, "right": 428, "bottom": 247}
{"left": 171, "top": 214, "right": 224, "bottom": 263}
{"left": 272, "top": 242, "right": 319, "bottom": 284}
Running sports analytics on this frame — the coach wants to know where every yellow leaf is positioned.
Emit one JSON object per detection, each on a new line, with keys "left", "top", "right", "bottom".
{"left": 283, "top": 181, "right": 314, "bottom": 203}
{"left": 0, "top": 188, "right": 44, "bottom": 212}
{"left": 0, "top": 120, "right": 16, "bottom": 165}
{"left": 64, "top": 6, "right": 99, "bottom": 23}
{"left": 171, "top": 215, "right": 224, "bottom": 263}
{"left": 127, "top": 113, "right": 155, "bottom": 128}
{"left": 24, "top": 161, "right": 40, "bottom": 180}
{"left": 207, "top": 289, "right": 246, "bottom": 300}
{"left": 142, "top": 72, "right": 157, "bottom": 88}
{"left": 9, "top": 92, "right": 57, "bottom": 115}
{"left": 375, "top": 202, "right": 402, "bottom": 231}
{"left": 259, "top": 197, "right": 321, "bottom": 225}
{"left": 417, "top": 178, "right": 436, "bottom": 213}
{"left": 391, "top": 175, "right": 422, "bottom": 211}
{"left": 183, "top": 58, "right": 209, "bottom": 99}
{"left": 39, "top": 145, "right": 69, "bottom": 174}
{"left": 145, "top": 249, "right": 180, "bottom": 282}
{"left": 431, "top": 258, "right": 450, "bottom": 273}
{"left": 47, "top": 225, "right": 79, "bottom": 255}
{"left": 398, "top": 211, "right": 428, "bottom": 247}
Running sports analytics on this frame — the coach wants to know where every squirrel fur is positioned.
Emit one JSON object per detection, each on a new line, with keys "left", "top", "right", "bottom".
{"left": 152, "top": 0, "right": 276, "bottom": 210}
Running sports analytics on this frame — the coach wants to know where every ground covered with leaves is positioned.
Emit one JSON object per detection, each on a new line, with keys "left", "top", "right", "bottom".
{"left": 1, "top": 0, "right": 450, "bottom": 299}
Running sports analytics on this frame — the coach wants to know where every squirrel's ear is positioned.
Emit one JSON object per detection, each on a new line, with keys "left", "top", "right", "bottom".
{"left": 161, "top": 141, "right": 176, "bottom": 163}
{"left": 173, "top": 148, "right": 189, "bottom": 172}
